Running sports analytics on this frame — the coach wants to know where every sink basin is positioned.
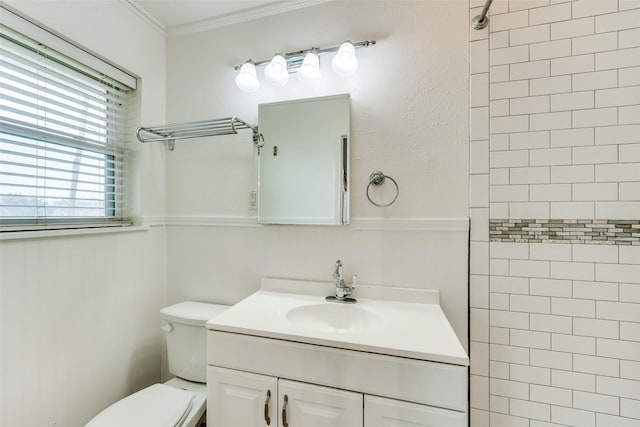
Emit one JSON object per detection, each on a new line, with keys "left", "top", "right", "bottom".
{"left": 286, "top": 302, "right": 384, "bottom": 333}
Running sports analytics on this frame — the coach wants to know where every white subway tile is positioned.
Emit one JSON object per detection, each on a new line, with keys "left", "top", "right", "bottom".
{"left": 572, "top": 70, "right": 618, "bottom": 91}
{"left": 491, "top": 168, "right": 510, "bottom": 185}
{"left": 471, "top": 174, "right": 490, "bottom": 207}
{"left": 491, "top": 149, "right": 530, "bottom": 168}
{"left": 471, "top": 141, "right": 489, "bottom": 175}
{"left": 490, "top": 241, "right": 529, "bottom": 259}
{"left": 596, "top": 163, "right": 640, "bottom": 181}
{"left": 530, "top": 243, "right": 572, "bottom": 261}
{"left": 510, "top": 364, "right": 551, "bottom": 385}
{"left": 511, "top": 131, "right": 550, "bottom": 149}
{"left": 491, "top": 116, "right": 530, "bottom": 134}
{"left": 490, "top": 31, "right": 510, "bottom": 49}
{"left": 471, "top": 40, "right": 489, "bottom": 74}
{"left": 620, "top": 246, "right": 640, "bottom": 265}
{"left": 596, "top": 124, "right": 640, "bottom": 145}
{"left": 490, "top": 99, "right": 510, "bottom": 116}
{"left": 511, "top": 329, "right": 552, "bottom": 349}
{"left": 530, "top": 384, "right": 572, "bottom": 407}
{"left": 470, "top": 73, "right": 489, "bottom": 108}
{"left": 596, "top": 8, "right": 640, "bottom": 33}
{"left": 598, "top": 301, "right": 640, "bottom": 322}
{"left": 551, "top": 128, "right": 594, "bottom": 147}
{"left": 573, "top": 107, "right": 618, "bottom": 128}
{"left": 596, "top": 47, "right": 640, "bottom": 70}
{"left": 530, "top": 147, "right": 572, "bottom": 166}
{"left": 550, "top": 201, "right": 595, "bottom": 218}
{"left": 490, "top": 395, "right": 509, "bottom": 414}
{"left": 530, "top": 75, "right": 572, "bottom": 95}
{"left": 572, "top": 32, "right": 618, "bottom": 55}
{"left": 620, "top": 0, "right": 640, "bottom": 10}
{"left": 531, "top": 111, "right": 572, "bottom": 131}
{"left": 471, "top": 274, "right": 489, "bottom": 309}
{"left": 620, "top": 143, "right": 640, "bottom": 162}
{"left": 620, "top": 399, "right": 640, "bottom": 421}
{"left": 490, "top": 343, "right": 531, "bottom": 365}
{"left": 490, "top": 377, "right": 530, "bottom": 399}
{"left": 471, "top": 107, "right": 489, "bottom": 141}
{"left": 596, "top": 87, "right": 640, "bottom": 108}
{"left": 509, "top": 0, "right": 550, "bottom": 12}
{"left": 597, "top": 414, "right": 640, "bottom": 427}
{"left": 511, "top": 259, "right": 551, "bottom": 277}
{"left": 550, "top": 17, "right": 594, "bottom": 40}
{"left": 471, "top": 207, "right": 489, "bottom": 243}
{"left": 621, "top": 321, "right": 640, "bottom": 342}
{"left": 491, "top": 327, "right": 511, "bottom": 345}
{"left": 511, "top": 60, "right": 550, "bottom": 80}
{"left": 491, "top": 134, "right": 511, "bottom": 151}
{"left": 619, "top": 105, "right": 640, "bottom": 124}
{"left": 490, "top": 292, "right": 510, "bottom": 310}
{"left": 471, "top": 241, "right": 489, "bottom": 274}
{"left": 511, "top": 96, "right": 550, "bottom": 115}
{"left": 531, "top": 348, "right": 573, "bottom": 369}
{"left": 510, "top": 24, "right": 550, "bottom": 46}
{"left": 574, "top": 317, "right": 620, "bottom": 339}
{"left": 531, "top": 39, "right": 572, "bottom": 60}
{"left": 551, "top": 91, "right": 594, "bottom": 112}
{"left": 620, "top": 284, "right": 640, "bottom": 304}
{"left": 621, "top": 360, "right": 640, "bottom": 381}
{"left": 531, "top": 313, "right": 573, "bottom": 333}
{"left": 552, "top": 369, "right": 596, "bottom": 392}
{"left": 471, "top": 308, "right": 490, "bottom": 343}
{"left": 551, "top": 261, "right": 597, "bottom": 281}
{"left": 510, "top": 201, "right": 551, "bottom": 218}
{"left": 491, "top": 64, "right": 510, "bottom": 83}
{"left": 511, "top": 294, "right": 551, "bottom": 313}
{"left": 620, "top": 28, "right": 640, "bottom": 49}
{"left": 471, "top": 342, "right": 489, "bottom": 376}
{"left": 572, "top": 145, "right": 617, "bottom": 164}
{"left": 490, "top": 0, "right": 509, "bottom": 14}
{"left": 530, "top": 2, "right": 571, "bottom": 25}
{"left": 597, "top": 338, "right": 640, "bottom": 363}
{"left": 572, "top": 0, "right": 618, "bottom": 18}
{"left": 471, "top": 374, "right": 489, "bottom": 410}
{"left": 530, "top": 183, "right": 571, "bottom": 201}
{"left": 551, "top": 295, "right": 596, "bottom": 316}
{"left": 491, "top": 184, "right": 529, "bottom": 201}
{"left": 597, "top": 375, "right": 640, "bottom": 399}
{"left": 597, "top": 263, "right": 640, "bottom": 284}
{"left": 550, "top": 54, "right": 594, "bottom": 76}
{"left": 573, "top": 391, "right": 619, "bottom": 415}
{"left": 573, "top": 182, "right": 618, "bottom": 200}
{"left": 551, "top": 406, "right": 595, "bottom": 427}
{"left": 574, "top": 354, "right": 620, "bottom": 377}
{"left": 596, "top": 201, "right": 640, "bottom": 218}
{"left": 491, "top": 45, "right": 530, "bottom": 66}
{"left": 530, "top": 277, "right": 573, "bottom": 297}
{"left": 490, "top": 201, "right": 509, "bottom": 219}
{"left": 510, "top": 398, "right": 551, "bottom": 422}
{"left": 490, "top": 360, "right": 510, "bottom": 379}
{"left": 490, "top": 9, "right": 530, "bottom": 32}
{"left": 489, "top": 413, "right": 529, "bottom": 427}
{"left": 573, "top": 244, "right": 618, "bottom": 263}
{"left": 470, "top": 409, "right": 489, "bottom": 427}
{"left": 573, "top": 280, "right": 619, "bottom": 301}
{"left": 491, "top": 80, "right": 530, "bottom": 100}
{"left": 490, "top": 309, "right": 530, "bottom": 329}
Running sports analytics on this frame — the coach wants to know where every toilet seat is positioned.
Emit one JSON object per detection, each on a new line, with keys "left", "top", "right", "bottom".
{"left": 86, "top": 383, "right": 195, "bottom": 427}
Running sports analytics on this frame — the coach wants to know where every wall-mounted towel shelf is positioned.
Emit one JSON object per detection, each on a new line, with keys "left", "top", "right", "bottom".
{"left": 136, "top": 116, "right": 261, "bottom": 151}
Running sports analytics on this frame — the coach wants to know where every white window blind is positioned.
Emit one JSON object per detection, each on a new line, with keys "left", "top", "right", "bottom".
{"left": 0, "top": 19, "right": 135, "bottom": 230}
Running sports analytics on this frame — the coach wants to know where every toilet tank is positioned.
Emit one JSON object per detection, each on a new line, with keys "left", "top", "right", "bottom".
{"left": 160, "top": 301, "right": 230, "bottom": 383}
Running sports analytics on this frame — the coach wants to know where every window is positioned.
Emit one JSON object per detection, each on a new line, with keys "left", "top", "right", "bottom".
{"left": 0, "top": 10, "right": 136, "bottom": 231}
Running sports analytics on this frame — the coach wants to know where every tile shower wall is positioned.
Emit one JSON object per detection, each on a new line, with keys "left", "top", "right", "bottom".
{"left": 469, "top": 1, "right": 640, "bottom": 426}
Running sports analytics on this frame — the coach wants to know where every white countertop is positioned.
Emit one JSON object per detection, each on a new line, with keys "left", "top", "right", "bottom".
{"left": 206, "top": 278, "right": 469, "bottom": 366}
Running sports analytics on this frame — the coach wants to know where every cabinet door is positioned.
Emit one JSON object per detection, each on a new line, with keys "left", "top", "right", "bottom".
{"left": 278, "top": 379, "right": 363, "bottom": 427}
{"left": 207, "top": 366, "right": 278, "bottom": 427}
{"left": 364, "top": 395, "right": 466, "bottom": 427}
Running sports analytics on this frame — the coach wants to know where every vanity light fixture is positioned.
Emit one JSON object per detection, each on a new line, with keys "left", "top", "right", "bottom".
{"left": 234, "top": 39, "right": 375, "bottom": 92}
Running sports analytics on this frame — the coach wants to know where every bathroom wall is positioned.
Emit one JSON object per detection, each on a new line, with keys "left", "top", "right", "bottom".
{"left": 164, "top": 0, "right": 472, "bottom": 345}
{"left": 0, "top": 2, "right": 167, "bottom": 426}
{"left": 468, "top": 0, "right": 640, "bottom": 426}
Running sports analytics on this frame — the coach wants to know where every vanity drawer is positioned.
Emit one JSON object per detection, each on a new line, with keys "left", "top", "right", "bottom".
{"left": 365, "top": 395, "right": 467, "bottom": 427}
{"left": 207, "top": 330, "right": 468, "bottom": 412}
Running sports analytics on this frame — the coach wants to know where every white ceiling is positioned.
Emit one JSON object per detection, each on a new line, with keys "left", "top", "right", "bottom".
{"left": 134, "top": 0, "right": 282, "bottom": 29}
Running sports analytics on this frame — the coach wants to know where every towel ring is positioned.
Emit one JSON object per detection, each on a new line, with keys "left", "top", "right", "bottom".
{"left": 366, "top": 171, "right": 399, "bottom": 207}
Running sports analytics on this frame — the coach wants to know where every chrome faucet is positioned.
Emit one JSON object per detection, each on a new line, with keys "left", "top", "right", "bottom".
{"left": 326, "top": 259, "right": 357, "bottom": 303}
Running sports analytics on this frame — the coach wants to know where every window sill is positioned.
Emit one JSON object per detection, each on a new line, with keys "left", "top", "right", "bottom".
{"left": 0, "top": 225, "right": 150, "bottom": 241}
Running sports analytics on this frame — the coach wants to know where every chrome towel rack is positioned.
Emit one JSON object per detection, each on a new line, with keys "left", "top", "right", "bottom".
{"left": 136, "top": 116, "right": 262, "bottom": 151}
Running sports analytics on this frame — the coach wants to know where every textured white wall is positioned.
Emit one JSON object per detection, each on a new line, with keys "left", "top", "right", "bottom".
{"left": 164, "top": 0, "right": 471, "bottom": 346}
{"left": 0, "top": 1, "right": 167, "bottom": 426}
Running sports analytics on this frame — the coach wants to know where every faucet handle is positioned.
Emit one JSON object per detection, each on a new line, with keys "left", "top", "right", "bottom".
{"left": 351, "top": 275, "right": 358, "bottom": 288}
{"left": 333, "top": 259, "right": 343, "bottom": 279}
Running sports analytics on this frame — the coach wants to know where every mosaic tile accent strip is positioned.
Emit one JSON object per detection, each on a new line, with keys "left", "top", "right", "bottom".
{"left": 490, "top": 219, "right": 640, "bottom": 245}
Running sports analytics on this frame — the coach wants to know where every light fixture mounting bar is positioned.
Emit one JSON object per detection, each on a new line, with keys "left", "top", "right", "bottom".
{"left": 233, "top": 40, "right": 376, "bottom": 71}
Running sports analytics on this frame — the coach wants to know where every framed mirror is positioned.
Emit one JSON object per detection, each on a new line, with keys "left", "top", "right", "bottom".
{"left": 258, "top": 94, "right": 350, "bottom": 225}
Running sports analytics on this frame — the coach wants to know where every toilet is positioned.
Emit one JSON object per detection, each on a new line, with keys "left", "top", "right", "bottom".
{"left": 86, "top": 301, "right": 230, "bottom": 427}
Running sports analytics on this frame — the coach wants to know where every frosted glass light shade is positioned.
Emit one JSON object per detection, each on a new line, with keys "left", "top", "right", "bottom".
{"left": 331, "top": 42, "right": 358, "bottom": 76}
{"left": 298, "top": 51, "right": 321, "bottom": 81}
{"left": 235, "top": 62, "right": 260, "bottom": 92}
{"left": 264, "top": 55, "right": 289, "bottom": 86}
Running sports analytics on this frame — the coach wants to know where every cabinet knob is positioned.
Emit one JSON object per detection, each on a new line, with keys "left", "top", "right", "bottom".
{"left": 282, "top": 394, "right": 289, "bottom": 427}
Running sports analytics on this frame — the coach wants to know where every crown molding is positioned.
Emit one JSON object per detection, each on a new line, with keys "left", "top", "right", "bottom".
{"left": 121, "top": 0, "right": 166, "bottom": 34}
{"left": 166, "top": 0, "right": 333, "bottom": 38}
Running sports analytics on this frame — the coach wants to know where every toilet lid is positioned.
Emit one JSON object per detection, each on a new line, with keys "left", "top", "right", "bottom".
{"left": 86, "top": 383, "right": 194, "bottom": 427}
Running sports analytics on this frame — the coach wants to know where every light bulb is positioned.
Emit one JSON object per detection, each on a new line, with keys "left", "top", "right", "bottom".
{"left": 297, "top": 51, "right": 321, "bottom": 81}
{"left": 235, "top": 61, "right": 260, "bottom": 93}
{"left": 264, "top": 55, "right": 289, "bottom": 86}
{"left": 331, "top": 42, "right": 358, "bottom": 76}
